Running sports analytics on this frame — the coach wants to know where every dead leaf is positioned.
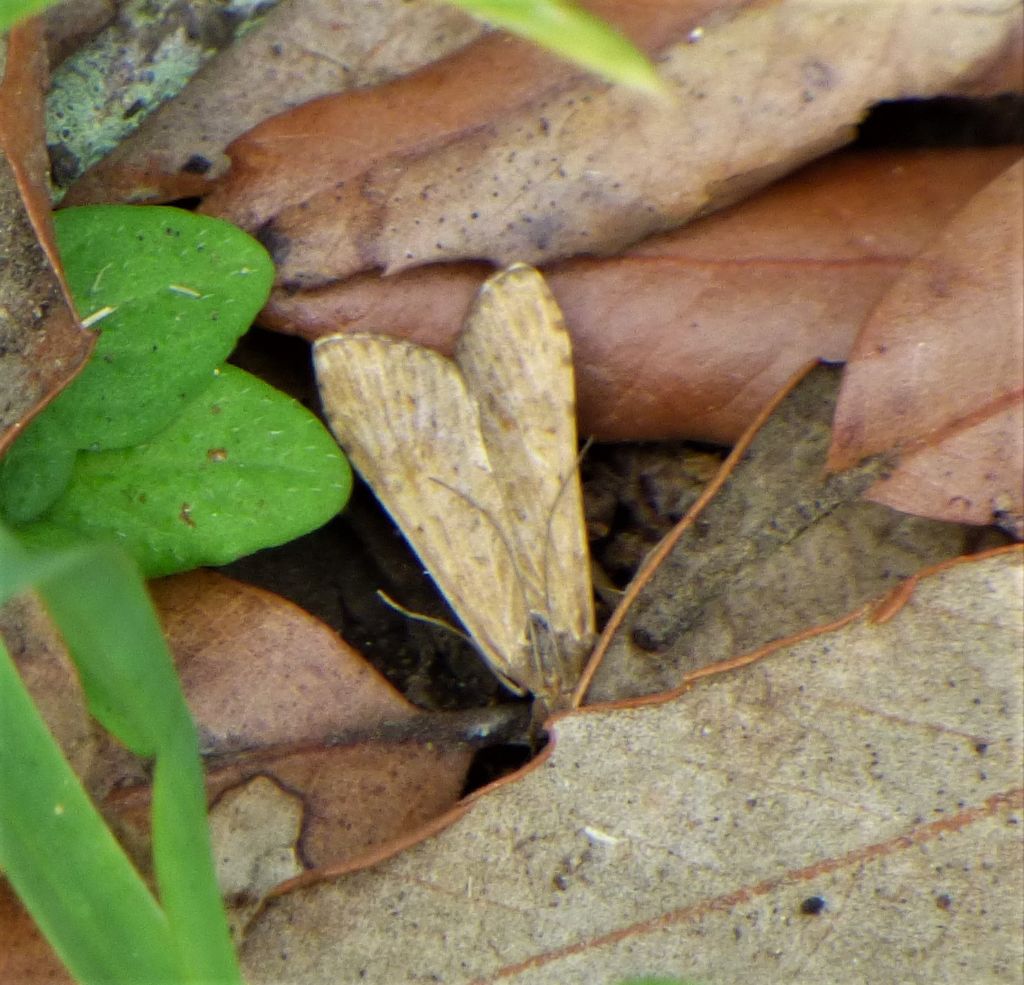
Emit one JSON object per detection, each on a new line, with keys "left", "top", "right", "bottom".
{"left": 89, "top": 572, "right": 523, "bottom": 922}
{"left": 263, "top": 147, "right": 1021, "bottom": 443}
{"left": 829, "top": 160, "right": 1024, "bottom": 535}
{"left": 239, "top": 548, "right": 1024, "bottom": 985}
{"left": 0, "top": 20, "right": 91, "bottom": 453}
{"left": 62, "top": 0, "right": 484, "bottom": 205}
{"left": 202, "top": 0, "right": 1020, "bottom": 291}
{"left": 583, "top": 365, "right": 1003, "bottom": 702}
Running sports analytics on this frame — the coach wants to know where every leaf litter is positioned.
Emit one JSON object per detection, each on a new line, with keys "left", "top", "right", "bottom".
{"left": 263, "top": 145, "right": 1022, "bottom": 443}
{"left": 238, "top": 549, "right": 1024, "bottom": 985}
{"left": 2, "top": 3, "right": 1024, "bottom": 978}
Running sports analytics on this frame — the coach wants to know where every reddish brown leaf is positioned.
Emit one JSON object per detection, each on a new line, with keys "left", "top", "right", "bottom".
{"left": 829, "top": 159, "right": 1024, "bottom": 532}
{"left": 0, "top": 881, "right": 72, "bottom": 985}
{"left": 90, "top": 572, "right": 480, "bottom": 895}
{"left": 0, "top": 20, "right": 91, "bottom": 453}
{"left": 201, "top": 0, "right": 1019, "bottom": 291}
{"left": 263, "top": 147, "right": 1020, "bottom": 443}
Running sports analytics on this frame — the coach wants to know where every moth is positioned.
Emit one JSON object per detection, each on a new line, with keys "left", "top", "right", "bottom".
{"left": 314, "top": 264, "right": 594, "bottom": 712}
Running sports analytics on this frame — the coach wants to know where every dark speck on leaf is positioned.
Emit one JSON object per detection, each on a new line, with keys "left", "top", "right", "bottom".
{"left": 122, "top": 99, "right": 145, "bottom": 119}
{"left": 181, "top": 154, "right": 212, "bottom": 175}
{"left": 800, "top": 896, "right": 826, "bottom": 915}
{"left": 631, "top": 626, "right": 664, "bottom": 653}
{"left": 257, "top": 221, "right": 291, "bottom": 265}
{"left": 47, "top": 143, "right": 80, "bottom": 186}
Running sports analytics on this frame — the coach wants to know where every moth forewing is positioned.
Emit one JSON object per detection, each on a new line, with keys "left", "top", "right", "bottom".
{"left": 456, "top": 264, "right": 596, "bottom": 696}
{"left": 313, "top": 334, "right": 529, "bottom": 692}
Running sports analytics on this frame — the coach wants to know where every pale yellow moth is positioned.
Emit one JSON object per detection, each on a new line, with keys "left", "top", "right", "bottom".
{"left": 314, "top": 264, "right": 594, "bottom": 712}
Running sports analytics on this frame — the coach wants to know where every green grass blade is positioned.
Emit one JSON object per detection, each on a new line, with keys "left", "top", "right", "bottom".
{"left": 36, "top": 547, "right": 241, "bottom": 983}
{"left": 0, "top": 0, "right": 62, "bottom": 33}
{"left": 450, "top": 0, "right": 664, "bottom": 94}
{"left": 152, "top": 732, "right": 241, "bottom": 983}
{"left": 0, "top": 638, "right": 178, "bottom": 984}
{"left": 1, "top": 526, "right": 241, "bottom": 983}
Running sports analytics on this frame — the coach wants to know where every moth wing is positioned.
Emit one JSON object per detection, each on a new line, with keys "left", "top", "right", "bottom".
{"left": 455, "top": 265, "right": 595, "bottom": 688}
{"left": 314, "top": 334, "right": 528, "bottom": 692}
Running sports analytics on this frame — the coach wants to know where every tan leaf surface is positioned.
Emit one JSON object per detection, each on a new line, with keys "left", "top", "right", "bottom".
{"left": 0, "top": 21, "right": 91, "bottom": 452}
{"left": 63, "top": 0, "right": 484, "bottom": 206}
{"left": 240, "top": 549, "right": 1024, "bottom": 984}
{"left": 263, "top": 147, "right": 1020, "bottom": 442}
{"left": 585, "top": 365, "right": 1001, "bottom": 702}
{"left": 829, "top": 160, "right": 1024, "bottom": 535}
{"left": 203, "top": 0, "right": 1020, "bottom": 291}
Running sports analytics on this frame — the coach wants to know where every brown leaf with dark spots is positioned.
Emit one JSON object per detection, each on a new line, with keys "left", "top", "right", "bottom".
{"left": 0, "top": 20, "right": 91, "bottom": 453}
{"left": 239, "top": 549, "right": 1023, "bottom": 983}
{"left": 203, "top": 0, "right": 1020, "bottom": 291}
{"left": 263, "top": 147, "right": 1020, "bottom": 443}
{"left": 829, "top": 159, "right": 1024, "bottom": 535}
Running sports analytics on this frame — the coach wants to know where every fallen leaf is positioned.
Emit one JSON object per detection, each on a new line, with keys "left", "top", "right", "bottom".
{"left": 0, "top": 20, "right": 91, "bottom": 453}
{"left": 829, "top": 160, "right": 1024, "bottom": 535}
{"left": 0, "top": 594, "right": 98, "bottom": 790}
{"left": 584, "top": 365, "right": 1003, "bottom": 702}
{"left": 91, "top": 572, "right": 522, "bottom": 915}
{"left": 263, "top": 147, "right": 1021, "bottom": 442}
{"left": 239, "top": 548, "right": 1024, "bottom": 985}
{"left": 202, "top": 0, "right": 1020, "bottom": 290}
{"left": 62, "top": 0, "right": 484, "bottom": 205}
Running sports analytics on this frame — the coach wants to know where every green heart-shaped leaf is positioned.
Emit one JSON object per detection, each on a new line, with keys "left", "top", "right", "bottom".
{"left": 16, "top": 365, "right": 351, "bottom": 576}
{"left": 51, "top": 204, "right": 275, "bottom": 450}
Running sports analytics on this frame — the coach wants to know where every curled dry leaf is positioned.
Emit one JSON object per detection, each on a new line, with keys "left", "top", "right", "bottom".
{"left": 202, "top": 0, "right": 1020, "bottom": 291}
{"left": 829, "top": 159, "right": 1024, "bottom": 536}
{"left": 0, "top": 21, "right": 91, "bottom": 452}
{"left": 583, "top": 364, "right": 998, "bottom": 703}
{"left": 239, "top": 549, "right": 1024, "bottom": 984}
{"left": 265, "top": 147, "right": 1020, "bottom": 443}
{"left": 62, "top": 0, "right": 484, "bottom": 206}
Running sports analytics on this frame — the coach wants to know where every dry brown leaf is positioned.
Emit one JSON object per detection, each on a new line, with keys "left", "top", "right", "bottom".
{"left": 131, "top": 571, "right": 477, "bottom": 839}
{"left": 829, "top": 159, "right": 1024, "bottom": 535}
{"left": 263, "top": 147, "right": 1020, "bottom": 443}
{"left": 0, "top": 595, "right": 98, "bottom": 786}
{"left": 62, "top": 0, "right": 484, "bottom": 206}
{"left": 200, "top": 0, "right": 730, "bottom": 257}
{"left": 41, "top": 571, "right": 504, "bottom": 950}
{"left": 584, "top": 365, "right": 998, "bottom": 702}
{"left": 0, "top": 20, "right": 91, "bottom": 453}
{"left": 202, "top": 0, "right": 1020, "bottom": 291}
{"left": 239, "top": 548, "right": 1024, "bottom": 984}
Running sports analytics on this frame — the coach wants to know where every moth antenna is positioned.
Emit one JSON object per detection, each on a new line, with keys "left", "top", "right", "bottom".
{"left": 376, "top": 590, "right": 474, "bottom": 647}
{"left": 429, "top": 476, "right": 542, "bottom": 656}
